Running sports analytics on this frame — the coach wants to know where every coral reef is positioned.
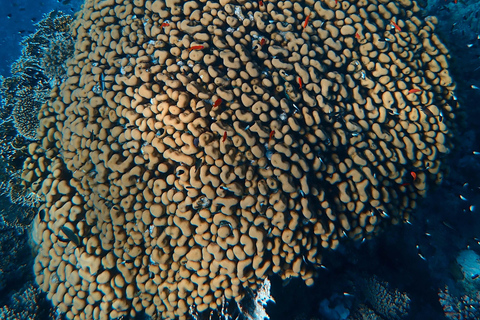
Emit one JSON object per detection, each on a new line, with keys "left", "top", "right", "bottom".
{"left": 0, "top": 10, "right": 74, "bottom": 208}
{"left": 348, "top": 304, "right": 382, "bottom": 320}
{"left": 22, "top": 0, "right": 457, "bottom": 319}
{"left": 0, "top": 10, "right": 75, "bottom": 320}
{"left": 359, "top": 276, "right": 410, "bottom": 320}
{"left": 439, "top": 286, "right": 480, "bottom": 320}
{"left": 0, "top": 284, "right": 41, "bottom": 320}
{"left": 19, "top": 10, "right": 74, "bottom": 85}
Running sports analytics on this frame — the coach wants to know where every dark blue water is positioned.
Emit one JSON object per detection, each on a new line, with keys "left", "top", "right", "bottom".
{"left": 0, "top": 0, "right": 82, "bottom": 77}
{"left": 0, "top": 0, "right": 479, "bottom": 319}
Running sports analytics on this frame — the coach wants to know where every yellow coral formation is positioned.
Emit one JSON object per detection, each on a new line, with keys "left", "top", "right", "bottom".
{"left": 23, "top": 0, "right": 456, "bottom": 318}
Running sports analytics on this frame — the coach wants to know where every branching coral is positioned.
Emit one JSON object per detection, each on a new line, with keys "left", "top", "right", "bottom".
{"left": 361, "top": 276, "right": 410, "bottom": 320}
{"left": 0, "top": 11, "right": 73, "bottom": 210}
{"left": 439, "top": 286, "right": 480, "bottom": 320}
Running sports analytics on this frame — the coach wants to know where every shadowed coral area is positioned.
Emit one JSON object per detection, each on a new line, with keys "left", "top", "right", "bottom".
{"left": 22, "top": 0, "right": 457, "bottom": 318}
{"left": 0, "top": 11, "right": 74, "bottom": 209}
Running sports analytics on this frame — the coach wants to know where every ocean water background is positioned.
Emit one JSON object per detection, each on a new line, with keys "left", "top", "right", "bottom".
{"left": 0, "top": 0, "right": 479, "bottom": 319}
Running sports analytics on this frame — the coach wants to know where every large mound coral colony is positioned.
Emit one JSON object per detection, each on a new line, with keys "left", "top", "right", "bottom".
{"left": 22, "top": 0, "right": 457, "bottom": 318}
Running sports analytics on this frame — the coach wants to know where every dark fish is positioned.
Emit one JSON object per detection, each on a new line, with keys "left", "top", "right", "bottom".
{"left": 282, "top": 277, "right": 292, "bottom": 287}
{"left": 194, "top": 158, "right": 203, "bottom": 173}
{"left": 38, "top": 209, "right": 45, "bottom": 221}
{"left": 60, "top": 226, "right": 81, "bottom": 246}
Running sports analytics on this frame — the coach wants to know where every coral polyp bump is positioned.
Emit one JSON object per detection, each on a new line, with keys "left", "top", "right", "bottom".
{"left": 23, "top": 0, "right": 457, "bottom": 318}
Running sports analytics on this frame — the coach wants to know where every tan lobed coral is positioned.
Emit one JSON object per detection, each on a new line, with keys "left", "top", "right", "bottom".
{"left": 23, "top": 0, "right": 457, "bottom": 318}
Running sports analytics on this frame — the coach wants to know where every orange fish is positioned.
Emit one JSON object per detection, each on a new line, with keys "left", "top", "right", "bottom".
{"left": 408, "top": 88, "right": 422, "bottom": 94}
{"left": 355, "top": 32, "right": 361, "bottom": 40}
{"left": 400, "top": 171, "right": 417, "bottom": 187}
{"left": 260, "top": 38, "right": 266, "bottom": 46}
{"left": 298, "top": 76, "right": 303, "bottom": 89}
{"left": 189, "top": 45, "right": 205, "bottom": 51}
{"left": 268, "top": 130, "right": 275, "bottom": 142}
{"left": 390, "top": 20, "right": 402, "bottom": 32}
{"left": 161, "top": 23, "right": 170, "bottom": 27}
{"left": 259, "top": 0, "right": 263, "bottom": 6}
{"left": 213, "top": 98, "right": 222, "bottom": 108}
{"left": 410, "top": 171, "right": 417, "bottom": 181}
{"left": 222, "top": 131, "right": 227, "bottom": 142}
{"left": 302, "top": 14, "right": 310, "bottom": 30}
{"left": 335, "top": 0, "right": 338, "bottom": 4}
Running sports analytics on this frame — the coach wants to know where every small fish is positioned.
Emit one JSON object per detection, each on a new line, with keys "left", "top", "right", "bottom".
{"left": 400, "top": 171, "right": 417, "bottom": 186}
{"left": 410, "top": 171, "right": 417, "bottom": 181}
{"left": 390, "top": 19, "right": 402, "bottom": 32}
{"left": 297, "top": 76, "right": 303, "bottom": 89}
{"left": 378, "top": 209, "right": 389, "bottom": 218}
{"left": 408, "top": 88, "right": 422, "bottom": 94}
{"left": 460, "top": 194, "right": 468, "bottom": 201}
{"left": 213, "top": 98, "right": 223, "bottom": 108}
{"left": 39, "top": 209, "right": 45, "bottom": 221}
{"left": 260, "top": 38, "right": 266, "bottom": 46}
{"left": 355, "top": 32, "right": 361, "bottom": 40}
{"left": 194, "top": 158, "right": 203, "bottom": 171}
{"left": 259, "top": 0, "right": 263, "bottom": 6}
{"left": 343, "top": 292, "right": 353, "bottom": 297}
{"left": 161, "top": 22, "right": 170, "bottom": 27}
{"left": 470, "top": 205, "right": 476, "bottom": 212}
{"left": 188, "top": 45, "right": 205, "bottom": 51}
{"left": 473, "top": 151, "right": 480, "bottom": 155}
{"left": 60, "top": 226, "right": 81, "bottom": 246}
{"left": 222, "top": 131, "right": 227, "bottom": 142}
{"left": 422, "top": 106, "right": 434, "bottom": 117}
{"left": 472, "top": 85, "right": 480, "bottom": 90}
{"left": 416, "top": 245, "right": 426, "bottom": 260}
{"left": 302, "top": 14, "right": 310, "bottom": 30}
{"left": 472, "top": 274, "right": 480, "bottom": 280}
{"left": 442, "top": 221, "right": 455, "bottom": 230}
{"left": 335, "top": 0, "right": 338, "bottom": 4}
{"left": 439, "top": 111, "right": 444, "bottom": 122}
{"left": 282, "top": 277, "right": 292, "bottom": 287}
{"left": 268, "top": 130, "right": 275, "bottom": 142}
